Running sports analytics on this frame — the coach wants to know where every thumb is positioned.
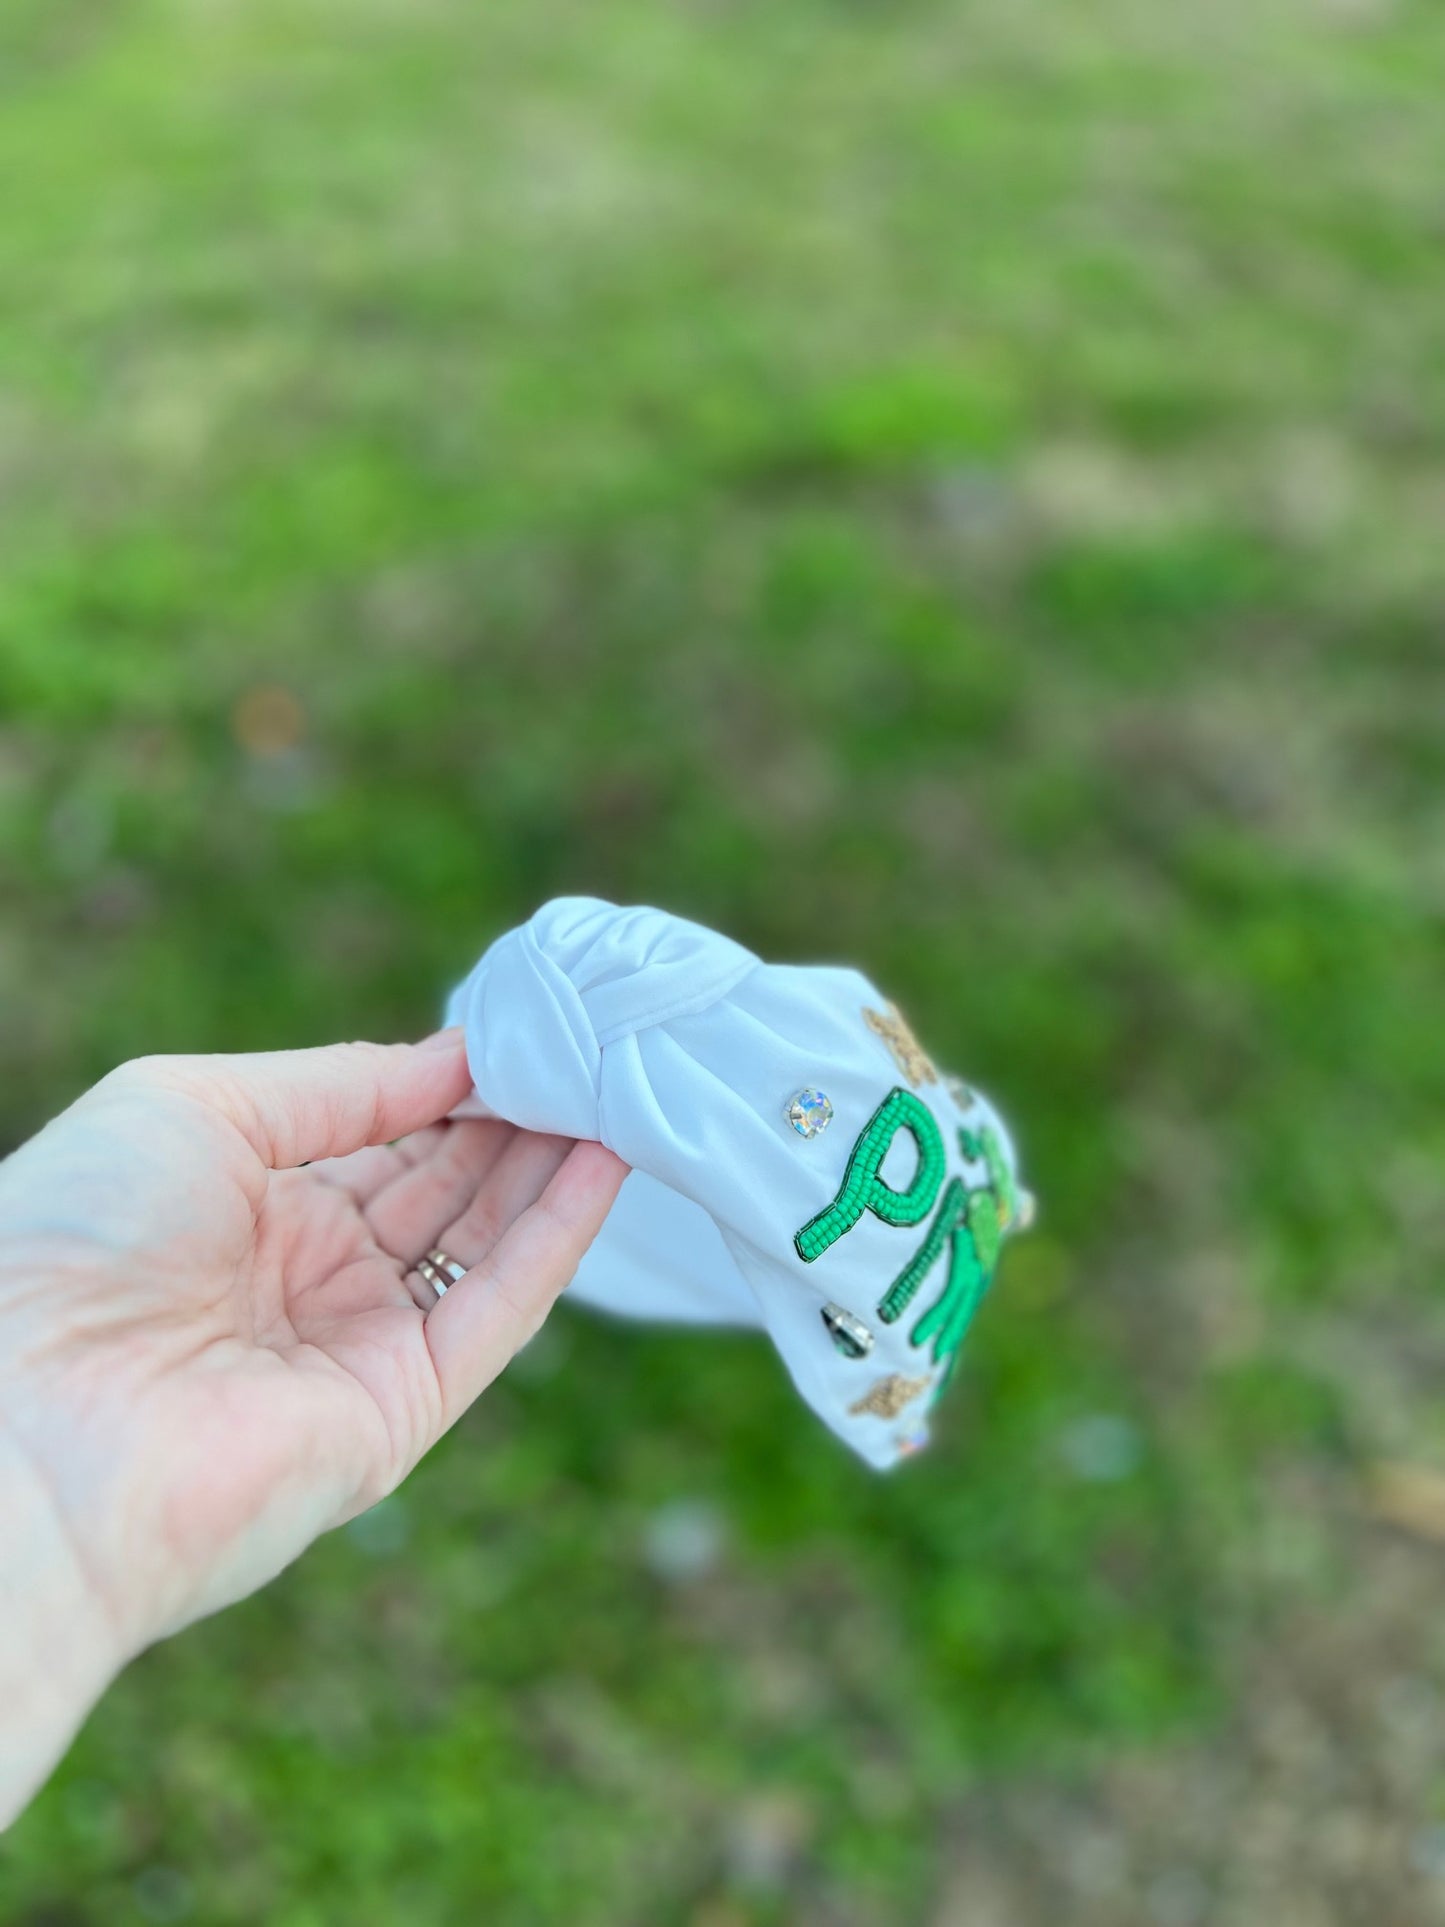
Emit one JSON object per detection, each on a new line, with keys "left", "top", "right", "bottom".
{"left": 127, "top": 1029, "right": 475, "bottom": 1170}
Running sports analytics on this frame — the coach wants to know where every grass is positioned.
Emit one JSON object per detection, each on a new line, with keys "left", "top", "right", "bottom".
{"left": 2, "top": 0, "right": 1444, "bottom": 1919}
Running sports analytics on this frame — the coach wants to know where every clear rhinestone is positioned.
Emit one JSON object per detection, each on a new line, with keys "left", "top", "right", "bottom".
{"left": 785, "top": 1088, "right": 834, "bottom": 1138}
{"left": 821, "top": 1302, "right": 873, "bottom": 1358}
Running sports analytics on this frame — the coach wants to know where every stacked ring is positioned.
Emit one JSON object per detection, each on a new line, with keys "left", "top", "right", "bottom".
{"left": 416, "top": 1246, "right": 467, "bottom": 1298}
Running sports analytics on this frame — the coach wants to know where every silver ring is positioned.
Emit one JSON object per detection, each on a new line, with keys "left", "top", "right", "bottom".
{"left": 416, "top": 1246, "right": 467, "bottom": 1297}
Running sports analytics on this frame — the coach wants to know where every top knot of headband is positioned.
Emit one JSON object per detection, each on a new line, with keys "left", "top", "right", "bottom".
{"left": 445, "top": 898, "right": 1032, "bottom": 1469}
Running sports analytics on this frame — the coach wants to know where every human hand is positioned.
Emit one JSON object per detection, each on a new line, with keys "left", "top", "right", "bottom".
{"left": 0, "top": 1031, "right": 627, "bottom": 1824}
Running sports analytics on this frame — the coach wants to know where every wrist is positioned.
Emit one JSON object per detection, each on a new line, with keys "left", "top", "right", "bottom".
{"left": 0, "top": 1428, "right": 128, "bottom": 1828}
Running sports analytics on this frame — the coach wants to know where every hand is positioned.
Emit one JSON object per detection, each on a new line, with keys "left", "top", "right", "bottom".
{"left": 0, "top": 1031, "right": 627, "bottom": 1825}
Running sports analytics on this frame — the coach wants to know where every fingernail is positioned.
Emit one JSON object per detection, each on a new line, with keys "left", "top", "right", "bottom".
{"left": 418, "top": 1025, "right": 465, "bottom": 1052}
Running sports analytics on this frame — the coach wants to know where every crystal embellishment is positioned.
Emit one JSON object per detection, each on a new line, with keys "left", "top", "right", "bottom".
{"left": 821, "top": 1302, "right": 874, "bottom": 1359}
{"left": 786, "top": 1088, "right": 834, "bottom": 1139}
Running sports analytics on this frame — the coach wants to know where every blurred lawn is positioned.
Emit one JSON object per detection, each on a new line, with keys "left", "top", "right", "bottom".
{"left": 3, "top": 0, "right": 1445, "bottom": 1920}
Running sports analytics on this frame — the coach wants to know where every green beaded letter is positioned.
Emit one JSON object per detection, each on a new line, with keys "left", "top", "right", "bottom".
{"left": 794, "top": 1087, "right": 946, "bottom": 1265}
{"left": 878, "top": 1179, "right": 1000, "bottom": 1365}
{"left": 959, "top": 1123, "right": 1020, "bottom": 1229}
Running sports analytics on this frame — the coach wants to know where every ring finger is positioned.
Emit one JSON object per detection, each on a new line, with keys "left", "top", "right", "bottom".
{"left": 364, "top": 1117, "right": 514, "bottom": 1270}
{"left": 406, "top": 1128, "right": 576, "bottom": 1310}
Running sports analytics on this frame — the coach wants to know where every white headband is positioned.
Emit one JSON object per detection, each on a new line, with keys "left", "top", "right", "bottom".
{"left": 446, "top": 898, "right": 1031, "bottom": 1469}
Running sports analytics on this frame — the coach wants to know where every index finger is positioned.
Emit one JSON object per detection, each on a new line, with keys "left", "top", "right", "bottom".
{"left": 123, "top": 1031, "right": 474, "bottom": 1170}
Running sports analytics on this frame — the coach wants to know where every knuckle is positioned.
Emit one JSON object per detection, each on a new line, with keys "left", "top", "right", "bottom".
{"left": 97, "top": 1052, "right": 165, "bottom": 1091}
{"left": 342, "top": 1039, "right": 391, "bottom": 1067}
{"left": 489, "top": 1269, "right": 534, "bottom": 1326}
{"left": 458, "top": 1195, "right": 505, "bottom": 1255}
{"left": 533, "top": 1190, "right": 583, "bottom": 1243}
{"left": 96, "top": 1053, "right": 200, "bottom": 1101}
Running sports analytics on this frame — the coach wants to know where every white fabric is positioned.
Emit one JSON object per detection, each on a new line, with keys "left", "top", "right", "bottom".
{"left": 446, "top": 898, "right": 1022, "bottom": 1470}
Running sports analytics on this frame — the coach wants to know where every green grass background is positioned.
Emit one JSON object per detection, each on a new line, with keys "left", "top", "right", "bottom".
{"left": 2, "top": 0, "right": 1444, "bottom": 1920}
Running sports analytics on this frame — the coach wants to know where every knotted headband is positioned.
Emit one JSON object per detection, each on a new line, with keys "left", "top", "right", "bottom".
{"left": 446, "top": 898, "right": 1031, "bottom": 1469}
